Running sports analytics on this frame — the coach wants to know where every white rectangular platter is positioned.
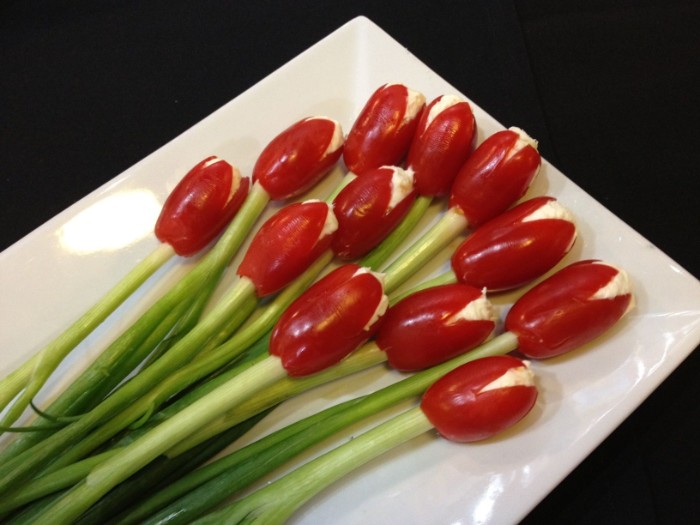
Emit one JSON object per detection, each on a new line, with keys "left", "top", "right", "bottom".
{"left": 2, "top": 16, "right": 699, "bottom": 525}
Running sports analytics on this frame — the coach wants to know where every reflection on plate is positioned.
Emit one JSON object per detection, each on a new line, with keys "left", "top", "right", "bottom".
{"left": 1, "top": 16, "right": 699, "bottom": 525}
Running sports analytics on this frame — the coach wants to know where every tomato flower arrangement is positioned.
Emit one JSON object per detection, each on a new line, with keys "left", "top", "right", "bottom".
{"left": 0, "top": 154, "right": 251, "bottom": 429}
{"left": 382, "top": 126, "right": 542, "bottom": 292}
{"left": 0, "top": 82, "right": 639, "bottom": 525}
{"left": 88, "top": 259, "right": 633, "bottom": 525}
{"left": 360, "top": 94, "right": 477, "bottom": 270}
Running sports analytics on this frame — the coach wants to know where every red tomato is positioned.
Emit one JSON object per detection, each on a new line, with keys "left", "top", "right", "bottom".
{"left": 449, "top": 128, "right": 541, "bottom": 227}
{"left": 237, "top": 201, "right": 336, "bottom": 297}
{"left": 421, "top": 355, "right": 538, "bottom": 442}
{"left": 375, "top": 284, "right": 495, "bottom": 371}
{"left": 451, "top": 196, "right": 577, "bottom": 292}
{"left": 269, "top": 264, "right": 387, "bottom": 377}
{"left": 406, "top": 95, "right": 477, "bottom": 197}
{"left": 343, "top": 84, "right": 425, "bottom": 175}
{"left": 253, "top": 117, "right": 343, "bottom": 200}
{"left": 505, "top": 260, "right": 634, "bottom": 358}
{"left": 331, "top": 166, "right": 416, "bottom": 260}
{"left": 155, "top": 156, "right": 250, "bottom": 256}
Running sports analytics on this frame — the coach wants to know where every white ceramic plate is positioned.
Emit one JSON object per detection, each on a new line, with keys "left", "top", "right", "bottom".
{"left": 2, "top": 16, "right": 699, "bottom": 524}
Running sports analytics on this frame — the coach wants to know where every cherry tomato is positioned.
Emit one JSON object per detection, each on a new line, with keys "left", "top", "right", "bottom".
{"left": 331, "top": 166, "right": 416, "bottom": 260}
{"left": 406, "top": 95, "right": 476, "bottom": 196}
{"left": 421, "top": 355, "right": 538, "bottom": 442}
{"left": 343, "top": 84, "right": 425, "bottom": 175}
{"left": 376, "top": 284, "right": 495, "bottom": 371}
{"left": 155, "top": 156, "right": 250, "bottom": 256}
{"left": 270, "top": 264, "right": 387, "bottom": 377}
{"left": 505, "top": 260, "right": 634, "bottom": 358}
{"left": 449, "top": 128, "right": 541, "bottom": 227}
{"left": 253, "top": 117, "right": 343, "bottom": 200}
{"left": 237, "top": 200, "right": 336, "bottom": 297}
{"left": 451, "top": 196, "right": 577, "bottom": 292}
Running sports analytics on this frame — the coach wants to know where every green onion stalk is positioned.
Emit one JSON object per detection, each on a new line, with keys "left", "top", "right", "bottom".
{"left": 0, "top": 243, "right": 176, "bottom": 430}
{"left": 9, "top": 199, "right": 474, "bottom": 519}
{"left": 117, "top": 334, "right": 520, "bottom": 525}
{"left": 0, "top": 183, "right": 272, "bottom": 489}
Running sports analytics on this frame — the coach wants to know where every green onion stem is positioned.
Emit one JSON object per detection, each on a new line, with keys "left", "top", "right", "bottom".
{"left": 382, "top": 207, "right": 467, "bottom": 294}
{"left": 196, "top": 407, "right": 433, "bottom": 525}
{"left": 73, "top": 409, "right": 272, "bottom": 525}
{"left": 0, "top": 243, "right": 175, "bottom": 429}
{"left": 167, "top": 341, "right": 388, "bottom": 457}
{"left": 181, "top": 331, "right": 520, "bottom": 525}
{"left": 146, "top": 331, "right": 519, "bottom": 524}
{"left": 34, "top": 356, "right": 289, "bottom": 524}
{"left": 0, "top": 449, "right": 121, "bottom": 515}
{"left": 43, "top": 250, "right": 334, "bottom": 472}
{"left": 389, "top": 269, "right": 458, "bottom": 304}
{"left": 0, "top": 184, "right": 270, "bottom": 495}
{"left": 360, "top": 195, "right": 434, "bottom": 271}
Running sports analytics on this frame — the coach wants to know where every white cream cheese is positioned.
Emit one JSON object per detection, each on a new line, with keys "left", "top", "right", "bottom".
{"left": 305, "top": 117, "right": 344, "bottom": 157}
{"left": 521, "top": 199, "right": 574, "bottom": 224}
{"left": 591, "top": 262, "right": 632, "bottom": 299}
{"left": 387, "top": 166, "right": 414, "bottom": 210}
{"left": 478, "top": 362, "right": 535, "bottom": 394}
{"left": 352, "top": 267, "right": 389, "bottom": 331}
{"left": 303, "top": 199, "right": 338, "bottom": 239}
{"left": 425, "top": 94, "right": 462, "bottom": 129}
{"left": 445, "top": 290, "right": 495, "bottom": 326}
{"left": 402, "top": 87, "right": 426, "bottom": 125}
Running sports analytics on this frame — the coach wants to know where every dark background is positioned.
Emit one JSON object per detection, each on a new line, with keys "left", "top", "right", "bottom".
{"left": 1, "top": 0, "right": 698, "bottom": 523}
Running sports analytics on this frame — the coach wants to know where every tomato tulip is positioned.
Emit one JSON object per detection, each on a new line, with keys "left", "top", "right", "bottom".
{"left": 253, "top": 117, "right": 343, "bottom": 200}
{"left": 449, "top": 127, "right": 541, "bottom": 227}
{"left": 451, "top": 196, "right": 577, "bottom": 292}
{"left": 376, "top": 284, "right": 496, "bottom": 371}
{"left": 343, "top": 84, "right": 425, "bottom": 175}
{"left": 505, "top": 260, "right": 634, "bottom": 358}
{"left": 269, "top": 264, "right": 388, "bottom": 377}
{"left": 331, "top": 166, "right": 416, "bottom": 260}
{"left": 421, "top": 355, "right": 537, "bottom": 442}
{"left": 237, "top": 200, "right": 337, "bottom": 297}
{"left": 406, "top": 95, "right": 477, "bottom": 196}
{"left": 155, "top": 156, "right": 250, "bottom": 256}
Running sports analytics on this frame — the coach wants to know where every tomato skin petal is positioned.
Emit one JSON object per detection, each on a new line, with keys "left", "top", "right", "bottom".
{"left": 376, "top": 284, "right": 495, "bottom": 371}
{"left": 344, "top": 84, "right": 425, "bottom": 175}
{"left": 407, "top": 96, "right": 477, "bottom": 197}
{"left": 253, "top": 117, "right": 343, "bottom": 200}
{"left": 155, "top": 157, "right": 250, "bottom": 256}
{"left": 270, "top": 264, "right": 387, "bottom": 377}
{"left": 331, "top": 166, "right": 416, "bottom": 260}
{"left": 421, "top": 356, "right": 538, "bottom": 442}
{"left": 505, "top": 260, "right": 633, "bottom": 358}
{"left": 237, "top": 201, "right": 335, "bottom": 297}
{"left": 451, "top": 196, "right": 577, "bottom": 292}
{"left": 449, "top": 129, "right": 541, "bottom": 227}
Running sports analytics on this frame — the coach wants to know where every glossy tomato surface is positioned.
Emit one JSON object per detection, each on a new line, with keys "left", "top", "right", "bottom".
{"left": 237, "top": 200, "right": 335, "bottom": 296}
{"left": 505, "top": 260, "right": 633, "bottom": 358}
{"left": 406, "top": 96, "right": 476, "bottom": 196}
{"left": 269, "top": 264, "right": 387, "bottom": 376}
{"left": 253, "top": 117, "right": 342, "bottom": 200}
{"left": 331, "top": 166, "right": 416, "bottom": 260}
{"left": 376, "top": 284, "right": 495, "bottom": 371}
{"left": 452, "top": 196, "right": 577, "bottom": 292}
{"left": 449, "top": 129, "right": 541, "bottom": 227}
{"left": 343, "top": 84, "right": 424, "bottom": 175}
{"left": 421, "top": 355, "right": 538, "bottom": 442}
{"left": 155, "top": 156, "right": 249, "bottom": 256}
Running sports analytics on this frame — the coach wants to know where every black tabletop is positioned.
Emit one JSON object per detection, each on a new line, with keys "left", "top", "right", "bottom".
{"left": 2, "top": 1, "right": 699, "bottom": 523}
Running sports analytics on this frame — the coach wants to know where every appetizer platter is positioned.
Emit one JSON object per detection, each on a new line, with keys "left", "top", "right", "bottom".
{"left": 1, "top": 16, "right": 699, "bottom": 524}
